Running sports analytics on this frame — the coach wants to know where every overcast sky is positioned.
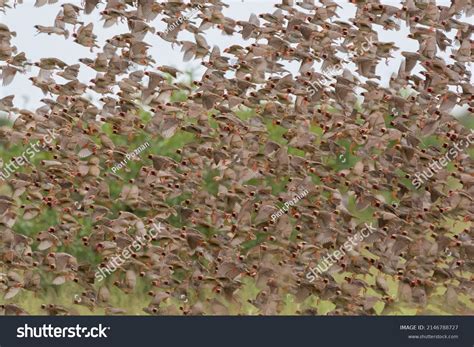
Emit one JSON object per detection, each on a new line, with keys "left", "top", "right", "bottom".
{"left": 0, "top": 0, "right": 468, "bottom": 116}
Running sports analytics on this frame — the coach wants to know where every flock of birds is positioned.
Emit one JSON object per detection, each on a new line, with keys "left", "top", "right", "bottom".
{"left": 0, "top": 0, "right": 473, "bottom": 315}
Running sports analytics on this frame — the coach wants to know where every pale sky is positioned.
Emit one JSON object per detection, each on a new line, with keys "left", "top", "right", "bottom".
{"left": 0, "top": 0, "right": 468, "bottom": 116}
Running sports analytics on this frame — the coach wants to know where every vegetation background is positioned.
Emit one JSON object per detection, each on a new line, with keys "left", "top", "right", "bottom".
{"left": 1, "top": 74, "right": 472, "bottom": 314}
